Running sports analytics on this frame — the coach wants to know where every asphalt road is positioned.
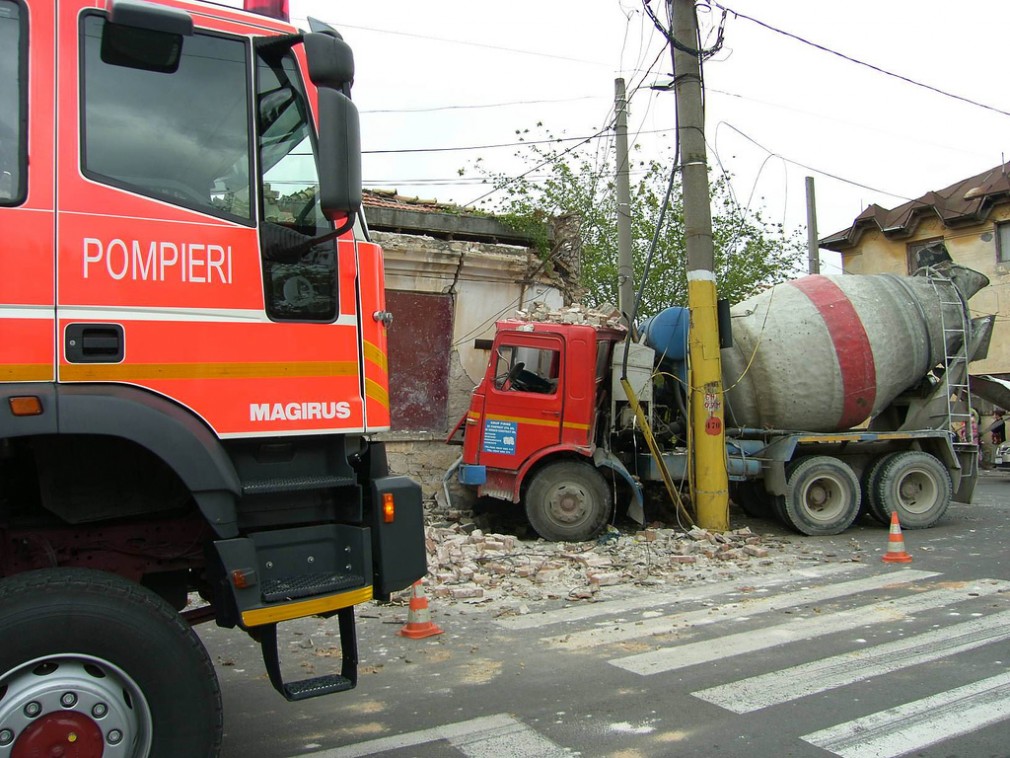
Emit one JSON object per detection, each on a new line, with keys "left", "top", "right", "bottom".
{"left": 202, "top": 471, "right": 1010, "bottom": 757}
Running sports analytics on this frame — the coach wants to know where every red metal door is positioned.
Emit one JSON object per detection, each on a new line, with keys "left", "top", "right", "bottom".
{"left": 1, "top": 0, "right": 55, "bottom": 386}
{"left": 476, "top": 333, "right": 564, "bottom": 471}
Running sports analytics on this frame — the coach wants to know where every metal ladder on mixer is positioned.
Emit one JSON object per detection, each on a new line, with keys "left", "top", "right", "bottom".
{"left": 927, "top": 269, "right": 975, "bottom": 452}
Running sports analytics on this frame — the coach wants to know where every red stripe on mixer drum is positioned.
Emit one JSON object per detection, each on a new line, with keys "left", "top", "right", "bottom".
{"left": 790, "top": 276, "right": 877, "bottom": 428}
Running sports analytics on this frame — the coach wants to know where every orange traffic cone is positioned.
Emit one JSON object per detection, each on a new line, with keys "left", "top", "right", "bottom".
{"left": 397, "top": 581, "right": 444, "bottom": 639}
{"left": 882, "top": 511, "right": 913, "bottom": 564}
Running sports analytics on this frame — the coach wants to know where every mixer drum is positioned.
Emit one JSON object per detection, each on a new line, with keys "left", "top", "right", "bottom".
{"left": 719, "top": 266, "right": 987, "bottom": 432}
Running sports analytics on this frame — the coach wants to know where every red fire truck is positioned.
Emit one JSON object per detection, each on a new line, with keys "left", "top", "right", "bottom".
{"left": 0, "top": 1, "right": 425, "bottom": 754}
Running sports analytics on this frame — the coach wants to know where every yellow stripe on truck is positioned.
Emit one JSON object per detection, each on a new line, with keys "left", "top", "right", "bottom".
{"left": 60, "top": 361, "right": 359, "bottom": 382}
{"left": 241, "top": 586, "right": 373, "bottom": 627}
{"left": 484, "top": 412, "right": 589, "bottom": 432}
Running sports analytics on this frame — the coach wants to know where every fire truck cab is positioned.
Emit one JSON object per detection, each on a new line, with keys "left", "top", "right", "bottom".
{"left": 0, "top": 1, "right": 424, "bottom": 754}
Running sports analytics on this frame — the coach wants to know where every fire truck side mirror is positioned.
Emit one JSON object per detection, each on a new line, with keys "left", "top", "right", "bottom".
{"left": 104, "top": 0, "right": 193, "bottom": 74}
{"left": 303, "top": 33, "right": 354, "bottom": 94}
{"left": 316, "top": 87, "right": 362, "bottom": 219}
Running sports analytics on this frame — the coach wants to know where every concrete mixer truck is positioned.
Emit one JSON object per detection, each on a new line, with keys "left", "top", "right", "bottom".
{"left": 450, "top": 262, "right": 994, "bottom": 541}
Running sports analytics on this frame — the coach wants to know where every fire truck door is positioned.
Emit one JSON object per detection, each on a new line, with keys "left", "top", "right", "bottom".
{"left": 477, "top": 334, "right": 564, "bottom": 471}
{"left": 55, "top": 4, "right": 264, "bottom": 431}
{"left": 1, "top": 0, "right": 55, "bottom": 386}
{"left": 54, "top": 5, "right": 366, "bottom": 437}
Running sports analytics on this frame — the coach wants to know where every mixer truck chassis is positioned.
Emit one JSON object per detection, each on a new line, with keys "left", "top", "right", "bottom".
{"left": 452, "top": 263, "right": 989, "bottom": 540}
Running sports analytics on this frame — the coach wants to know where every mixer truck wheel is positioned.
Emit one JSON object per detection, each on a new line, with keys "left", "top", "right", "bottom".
{"left": 861, "top": 453, "right": 900, "bottom": 525}
{"left": 0, "top": 568, "right": 223, "bottom": 758}
{"left": 871, "top": 451, "right": 952, "bottom": 529}
{"left": 783, "top": 456, "right": 861, "bottom": 536}
{"left": 525, "top": 460, "right": 612, "bottom": 542}
{"left": 730, "top": 481, "right": 772, "bottom": 518}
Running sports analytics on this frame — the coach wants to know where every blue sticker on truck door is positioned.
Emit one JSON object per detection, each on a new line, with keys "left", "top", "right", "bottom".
{"left": 483, "top": 419, "right": 517, "bottom": 455}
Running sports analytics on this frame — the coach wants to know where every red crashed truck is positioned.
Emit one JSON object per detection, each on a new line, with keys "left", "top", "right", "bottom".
{"left": 455, "top": 262, "right": 988, "bottom": 543}
{"left": 0, "top": 1, "right": 425, "bottom": 754}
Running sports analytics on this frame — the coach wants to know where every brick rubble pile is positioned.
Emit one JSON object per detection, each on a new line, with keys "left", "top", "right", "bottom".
{"left": 396, "top": 510, "right": 848, "bottom": 617}
{"left": 513, "top": 302, "right": 625, "bottom": 329}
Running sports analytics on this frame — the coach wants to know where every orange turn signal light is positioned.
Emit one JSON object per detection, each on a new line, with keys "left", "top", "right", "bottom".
{"left": 231, "top": 568, "right": 256, "bottom": 589}
{"left": 9, "top": 396, "right": 43, "bottom": 416}
{"left": 382, "top": 492, "right": 395, "bottom": 523}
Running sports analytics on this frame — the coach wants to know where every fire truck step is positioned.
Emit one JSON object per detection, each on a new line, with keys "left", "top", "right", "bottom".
{"left": 261, "top": 572, "right": 365, "bottom": 603}
{"left": 258, "top": 606, "right": 358, "bottom": 702}
{"left": 241, "top": 474, "right": 355, "bottom": 495}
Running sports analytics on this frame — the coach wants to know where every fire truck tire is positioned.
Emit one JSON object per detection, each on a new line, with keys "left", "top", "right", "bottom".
{"left": 0, "top": 568, "right": 223, "bottom": 758}
{"left": 782, "top": 456, "right": 861, "bottom": 536}
{"left": 871, "top": 451, "right": 952, "bottom": 529}
{"left": 861, "top": 452, "right": 901, "bottom": 525}
{"left": 525, "top": 461, "right": 612, "bottom": 542}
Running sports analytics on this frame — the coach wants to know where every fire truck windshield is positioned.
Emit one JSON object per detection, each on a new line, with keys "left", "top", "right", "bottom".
{"left": 256, "top": 51, "right": 328, "bottom": 239}
{"left": 255, "top": 47, "right": 339, "bottom": 321}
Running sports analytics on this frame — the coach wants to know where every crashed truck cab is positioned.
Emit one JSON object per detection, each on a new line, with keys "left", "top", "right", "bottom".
{"left": 454, "top": 319, "right": 642, "bottom": 541}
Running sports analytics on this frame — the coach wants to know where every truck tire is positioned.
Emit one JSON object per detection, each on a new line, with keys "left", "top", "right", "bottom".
{"left": 525, "top": 460, "right": 612, "bottom": 542}
{"left": 872, "top": 451, "right": 952, "bottom": 529}
{"left": 730, "top": 481, "right": 772, "bottom": 519}
{"left": 783, "top": 456, "right": 861, "bottom": 536}
{"left": 0, "top": 568, "right": 223, "bottom": 758}
{"left": 861, "top": 452, "right": 900, "bottom": 525}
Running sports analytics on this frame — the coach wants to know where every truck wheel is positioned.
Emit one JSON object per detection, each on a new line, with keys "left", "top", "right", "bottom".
{"left": 0, "top": 568, "right": 223, "bottom": 758}
{"left": 730, "top": 481, "right": 772, "bottom": 519}
{"left": 525, "top": 461, "right": 612, "bottom": 542}
{"left": 861, "top": 452, "right": 900, "bottom": 525}
{"left": 783, "top": 456, "right": 861, "bottom": 536}
{"left": 872, "top": 451, "right": 952, "bottom": 529}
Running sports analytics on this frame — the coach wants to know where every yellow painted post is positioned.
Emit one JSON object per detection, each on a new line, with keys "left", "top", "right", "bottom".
{"left": 673, "top": 0, "right": 729, "bottom": 530}
{"left": 686, "top": 272, "right": 729, "bottom": 531}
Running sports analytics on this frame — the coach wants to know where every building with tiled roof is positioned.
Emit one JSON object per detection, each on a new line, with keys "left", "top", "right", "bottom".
{"left": 820, "top": 162, "right": 1010, "bottom": 382}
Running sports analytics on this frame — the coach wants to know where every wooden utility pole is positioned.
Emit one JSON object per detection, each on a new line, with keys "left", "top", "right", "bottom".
{"left": 672, "top": 0, "right": 729, "bottom": 530}
{"left": 806, "top": 176, "right": 820, "bottom": 274}
{"left": 615, "top": 78, "right": 634, "bottom": 320}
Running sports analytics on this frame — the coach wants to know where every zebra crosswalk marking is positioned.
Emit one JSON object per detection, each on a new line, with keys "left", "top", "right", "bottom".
{"left": 609, "top": 579, "right": 1010, "bottom": 676}
{"left": 801, "top": 671, "right": 1010, "bottom": 758}
{"left": 694, "top": 608, "right": 1010, "bottom": 713}
{"left": 495, "top": 562, "right": 863, "bottom": 631}
{"left": 545, "top": 569, "right": 939, "bottom": 650}
{"left": 295, "top": 714, "right": 572, "bottom": 757}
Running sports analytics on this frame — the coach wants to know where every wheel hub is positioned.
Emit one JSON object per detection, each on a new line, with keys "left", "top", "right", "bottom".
{"left": 0, "top": 656, "right": 151, "bottom": 758}
{"left": 12, "top": 712, "right": 103, "bottom": 758}
{"left": 547, "top": 483, "right": 588, "bottom": 524}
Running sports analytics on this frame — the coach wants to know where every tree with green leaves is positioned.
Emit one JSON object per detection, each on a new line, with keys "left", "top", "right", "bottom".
{"left": 467, "top": 126, "right": 805, "bottom": 318}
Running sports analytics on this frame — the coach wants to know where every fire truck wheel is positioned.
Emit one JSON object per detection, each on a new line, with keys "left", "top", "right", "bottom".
{"left": 872, "top": 451, "right": 952, "bottom": 529}
{"left": 783, "top": 456, "right": 861, "bottom": 536}
{"left": 525, "top": 461, "right": 612, "bottom": 542}
{"left": 0, "top": 568, "right": 223, "bottom": 758}
{"left": 861, "top": 452, "right": 901, "bottom": 525}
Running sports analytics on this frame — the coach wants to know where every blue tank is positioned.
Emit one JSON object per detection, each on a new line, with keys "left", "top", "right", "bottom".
{"left": 640, "top": 306, "right": 689, "bottom": 362}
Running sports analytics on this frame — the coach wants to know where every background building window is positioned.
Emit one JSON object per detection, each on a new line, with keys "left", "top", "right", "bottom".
{"left": 906, "top": 238, "right": 947, "bottom": 273}
{"left": 997, "top": 222, "right": 1010, "bottom": 263}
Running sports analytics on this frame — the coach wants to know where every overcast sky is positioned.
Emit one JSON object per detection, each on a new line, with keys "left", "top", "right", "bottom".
{"left": 243, "top": 0, "right": 1010, "bottom": 275}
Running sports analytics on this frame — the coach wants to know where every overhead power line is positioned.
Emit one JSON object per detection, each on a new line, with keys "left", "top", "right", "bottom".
{"left": 716, "top": 122, "right": 914, "bottom": 202}
{"left": 464, "top": 121, "right": 617, "bottom": 207}
{"left": 291, "top": 17, "right": 611, "bottom": 67}
{"left": 712, "top": 2, "right": 1010, "bottom": 119}
{"left": 360, "top": 95, "right": 604, "bottom": 115}
{"left": 362, "top": 125, "right": 676, "bottom": 155}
